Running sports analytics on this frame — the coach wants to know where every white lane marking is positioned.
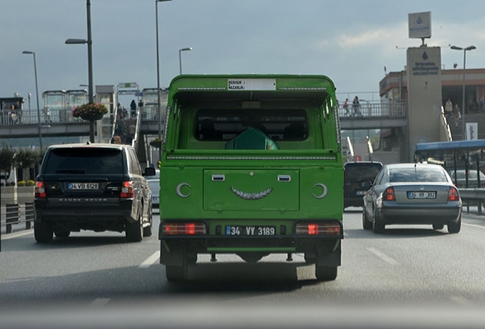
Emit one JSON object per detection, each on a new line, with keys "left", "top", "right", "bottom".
{"left": 463, "top": 223, "right": 485, "bottom": 230}
{"left": 450, "top": 296, "right": 474, "bottom": 306}
{"left": 366, "top": 247, "right": 400, "bottom": 265}
{"left": 0, "top": 230, "right": 33, "bottom": 240}
{"left": 139, "top": 251, "right": 160, "bottom": 268}
{"left": 88, "top": 298, "right": 110, "bottom": 308}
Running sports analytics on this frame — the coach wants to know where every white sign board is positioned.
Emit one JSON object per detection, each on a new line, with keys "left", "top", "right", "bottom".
{"left": 118, "top": 82, "right": 138, "bottom": 89}
{"left": 228, "top": 79, "right": 276, "bottom": 91}
{"left": 408, "top": 12, "right": 431, "bottom": 39}
{"left": 466, "top": 122, "right": 478, "bottom": 140}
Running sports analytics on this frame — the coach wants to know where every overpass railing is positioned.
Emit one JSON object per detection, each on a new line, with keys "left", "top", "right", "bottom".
{"left": 338, "top": 100, "right": 407, "bottom": 118}
{"left": 2, "top": 101, "right": 407, "bottom": 127}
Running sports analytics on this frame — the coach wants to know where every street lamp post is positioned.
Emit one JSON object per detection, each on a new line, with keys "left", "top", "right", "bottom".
{"left": 451, "top": 45, "right": 476, "bottom": 140}
{"left": 22, "top": 51, "right": 43, "bottom": 151}
{"left": 156, "top": 0, "right": 172, "bottom": 140}
{"left": 65, "top": 0, "right": 95, "bottom": 142}
{"left": 179, "top": 47, "right": 192, "bottom": 75}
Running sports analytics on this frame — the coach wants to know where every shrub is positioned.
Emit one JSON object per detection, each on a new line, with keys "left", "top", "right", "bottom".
{"left": 17, "top": 180, "right": 26, "bottom": 186}
{"left": 27, "top": 180, "right": 35, "bottom": 186}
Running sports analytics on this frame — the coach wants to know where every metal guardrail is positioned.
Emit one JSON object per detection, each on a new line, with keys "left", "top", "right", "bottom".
{"left": 0, "top": 202, "right": 34, "bottom": 234}
{"left": 459, "top": 188, "right": 485, "bottom": 215}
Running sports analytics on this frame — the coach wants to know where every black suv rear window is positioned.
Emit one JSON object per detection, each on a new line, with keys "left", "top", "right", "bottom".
{"left": 44, "top": 148, "right": 123, "bottom": 175}
{"left": 344, "top": 163, "right": 382, "bottom": 182}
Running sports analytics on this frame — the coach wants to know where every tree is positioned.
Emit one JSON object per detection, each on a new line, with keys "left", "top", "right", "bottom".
{"left": 0, "top": 144, "right": 16, "bottom": 172}
{"left": 15, "top": 148, "right": 39, "bottom": 169}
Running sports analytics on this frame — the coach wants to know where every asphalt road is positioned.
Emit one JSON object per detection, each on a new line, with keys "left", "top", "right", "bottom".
{"left": 2, "top": 208, "right": 485, "bottom": 329}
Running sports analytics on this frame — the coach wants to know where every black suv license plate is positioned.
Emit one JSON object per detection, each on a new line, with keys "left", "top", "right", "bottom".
{"left": 226, "top": 226, "right": 276, "bottom": 236}
{"left": 68, "top": 182, "right": 99, "bottom": 190}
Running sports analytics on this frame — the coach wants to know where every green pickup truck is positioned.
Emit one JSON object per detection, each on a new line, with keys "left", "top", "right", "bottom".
{"left": 158, "top": 74, "right": 343, "bottom": 282}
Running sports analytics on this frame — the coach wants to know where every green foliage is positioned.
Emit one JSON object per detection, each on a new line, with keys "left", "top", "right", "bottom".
{"left": 0, "top": 144, "right": 15, "bottom": 171}
{"left": 71, "top": 103, "right": 108, "bottom": 118}
{"left": 15, "top": 148, "right": 39, "bottom": 168}
{"left": 150, "top": 138, "right": 163, "bottom": 149}
{"left": 17, "top": 180, "right": 26, "bottom": 186}
{"left": 27, "top": 180, "right": 35, "bottom": 186}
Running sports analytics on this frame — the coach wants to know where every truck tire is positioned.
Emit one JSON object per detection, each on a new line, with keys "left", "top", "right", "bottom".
{"left": 34, "top": 221, "right": 53, "bottom": 243}
{"left": 315, "top": 265, "right": 338, "bottom": 281}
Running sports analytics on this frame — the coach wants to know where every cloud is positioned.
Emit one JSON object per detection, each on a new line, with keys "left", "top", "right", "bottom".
{"left": 337, "top": 24, "right": 408, "bottom": 49}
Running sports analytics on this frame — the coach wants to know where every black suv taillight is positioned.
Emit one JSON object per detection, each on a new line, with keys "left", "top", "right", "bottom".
{"left": 35, "top": 181, "right": 46, "bottom": 199}
{"left": 120, "top": 181, "right": 134, "bottom": 198}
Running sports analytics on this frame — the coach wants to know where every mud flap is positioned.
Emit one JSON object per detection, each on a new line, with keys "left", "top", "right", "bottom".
{"left": 160, "top": 240, "right": 186, "bottom": 266}
{"left": 316, "top": 242, "right": 341, "bottom": 267}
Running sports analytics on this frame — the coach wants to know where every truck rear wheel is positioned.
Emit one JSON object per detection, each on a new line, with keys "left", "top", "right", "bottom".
{"left": 315, "top": 265, "right": 338, "bottom": 281}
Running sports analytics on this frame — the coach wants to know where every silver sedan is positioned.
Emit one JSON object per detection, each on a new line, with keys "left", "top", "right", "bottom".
{"left": 362, "top": 163, "right": 462, "bottom": 234}
{"left": 146, "top": 169, "right": 160, "bottom": 208}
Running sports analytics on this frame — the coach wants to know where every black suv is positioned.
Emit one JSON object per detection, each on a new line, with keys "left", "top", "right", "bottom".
{"left": 344, "top": 161, "right": 383, "bottom": 209}
{"left": 34, "top": 142, "right": 156, "bottom": 243}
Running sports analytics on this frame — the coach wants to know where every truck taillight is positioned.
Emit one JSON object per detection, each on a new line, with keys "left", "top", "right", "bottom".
{"left": 120, "top": 181, "right": 134, "bottom": 198}
{"left": 295, "top": 222, "right": 341, "bottom": 235}
{"left": 383, "top": 187, "right": 395, "bottom": 201}
{"left": 448, "top": 186, "right": 460, "bottom": 202}
{"left": 162, "top": 222, "right": 207, "bottom": 235}
{"left": 35, "top": 181, "right": 46, "bottom": 198}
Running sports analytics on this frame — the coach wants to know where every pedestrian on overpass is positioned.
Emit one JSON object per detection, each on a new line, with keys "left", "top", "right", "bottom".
{"left": 130, "top": 100, "right": 137, "bottom": 118}
{"left": 352, "top": 96, "right": 362, "bottom": 116}
{"left": 445, "top": 98, "right": 453, "bottom": 118}
{"left": 343, "top": 99, "right": 349, "bottom": 116}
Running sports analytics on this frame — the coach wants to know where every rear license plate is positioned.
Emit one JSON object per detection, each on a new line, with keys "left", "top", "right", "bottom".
{"left": 226, "top": 226, "right": 276, "bottom": 236}
{"left": 407, "top": 191, "right": 436, "bottom": 199}
{"left": 68, "top": 182, "right": 99, "bottom": 190}
{"left": 152, "top": 197, "right": 159, "bottom": 204}
{"left": 356, "top": 190, "right": 367, "bottom": 195}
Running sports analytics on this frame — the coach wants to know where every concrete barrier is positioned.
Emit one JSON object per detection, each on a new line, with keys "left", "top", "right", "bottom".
{"left": 0, "top": 186, "right": 34, "bottom": 206}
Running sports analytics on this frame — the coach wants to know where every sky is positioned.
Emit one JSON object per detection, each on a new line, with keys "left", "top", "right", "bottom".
{"left": 2, "top": 0, "right": 485, "bottom": 105}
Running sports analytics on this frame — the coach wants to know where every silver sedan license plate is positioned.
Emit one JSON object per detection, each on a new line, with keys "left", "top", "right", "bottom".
{"left": 408, "top": 191, "right": 436, "bottom": 199}
{"left": 68, "top": 182, "right": 99, "bottom": 190}
{"left": 226, "top": 226, "right": 276, "bottom": 236}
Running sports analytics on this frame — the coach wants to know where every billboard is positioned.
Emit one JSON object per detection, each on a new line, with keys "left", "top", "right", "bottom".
{"left": 408, "top": 12, "right": 431, "bottom": 39}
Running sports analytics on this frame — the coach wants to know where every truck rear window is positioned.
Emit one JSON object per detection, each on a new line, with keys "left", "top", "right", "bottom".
{"left": 195, "top": 109, "right": 307, "bottom": 142}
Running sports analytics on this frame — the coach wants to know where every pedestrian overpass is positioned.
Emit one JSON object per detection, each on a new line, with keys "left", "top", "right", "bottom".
{"left": 0, "top": 101, "right": 411, "bottom": 165}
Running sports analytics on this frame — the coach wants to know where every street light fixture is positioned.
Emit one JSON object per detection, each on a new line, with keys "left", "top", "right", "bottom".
{"left": 156, "top": 0, "right": 172, "bottom": 140}
{"left": 65, "top": 0, "right": 95, "bottom": 142}
{"left": 22, "top": 51, "right": 43, "bottom": 152}
{"left": 179, "top": 47, "right": 192, "bottom": 74}
{"left": 450, "top": 45, "right": 476, "bottom": 140}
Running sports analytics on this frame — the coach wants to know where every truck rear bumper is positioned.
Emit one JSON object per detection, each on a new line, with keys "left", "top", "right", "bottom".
{"left": 160, "top": 235, "right": 342, "bottom": 266}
